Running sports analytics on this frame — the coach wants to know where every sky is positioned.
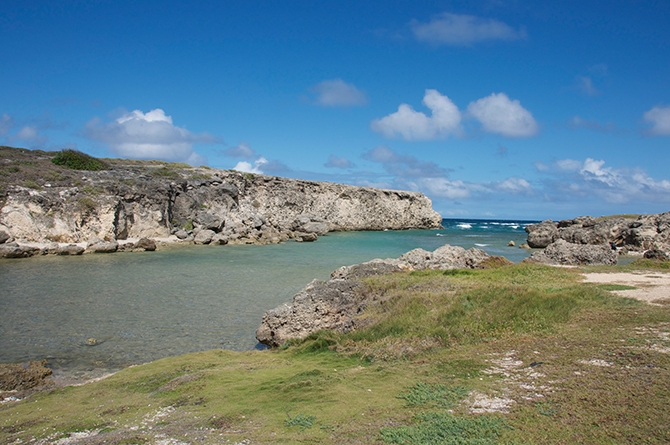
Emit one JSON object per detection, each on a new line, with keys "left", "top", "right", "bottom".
{"left": 2, "top": 0, "right": 669, "bottom": 220}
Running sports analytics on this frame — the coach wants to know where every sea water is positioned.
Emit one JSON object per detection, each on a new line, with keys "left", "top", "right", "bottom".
{"left": 0, "top": 218, "right": 535, "bottom": 382}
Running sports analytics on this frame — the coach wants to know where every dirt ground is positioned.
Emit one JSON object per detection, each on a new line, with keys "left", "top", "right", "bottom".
{"left": 583, "top": 270, "right": 670, "bottom": 305}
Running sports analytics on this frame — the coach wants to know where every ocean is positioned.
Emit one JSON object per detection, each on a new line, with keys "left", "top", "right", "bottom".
{"left": 0, "top": 218, "right": 537, "bottom": 382}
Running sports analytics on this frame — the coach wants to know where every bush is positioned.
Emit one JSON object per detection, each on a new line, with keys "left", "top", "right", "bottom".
{"left": 51, "top": 150, "right": 107, "bottom": 171}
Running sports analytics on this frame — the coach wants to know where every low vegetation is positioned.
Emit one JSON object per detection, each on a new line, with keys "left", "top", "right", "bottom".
{"left": 51, "top": 149, "right": 108, "bottom": 171}
{"left": 1, "top": 262, "right": 669, "bottom": 444}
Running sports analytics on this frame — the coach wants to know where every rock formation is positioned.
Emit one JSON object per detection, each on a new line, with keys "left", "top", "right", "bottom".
{"left": 525, "top": 213, "right": 670, "bottom": 253}
{"left": 524, "top": 239, "right": 618, "bottom": 266}
{"left": 256, "top": 244, "right": 491, "bottom": 347}
{"left": 0, "top": 147, "right": 442, "bottom": 257}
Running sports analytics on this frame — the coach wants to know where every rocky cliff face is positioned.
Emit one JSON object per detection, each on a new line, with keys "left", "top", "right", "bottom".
{"left": 525, "top": 213, "right": 670, "bottom": 253}
{"left": 0, "top": 149, "right": 442, "bottom": 249}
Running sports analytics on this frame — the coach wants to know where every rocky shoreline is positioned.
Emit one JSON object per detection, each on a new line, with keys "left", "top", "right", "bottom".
{"left": 0, "top": 147, "right": 442, "bottom": 258}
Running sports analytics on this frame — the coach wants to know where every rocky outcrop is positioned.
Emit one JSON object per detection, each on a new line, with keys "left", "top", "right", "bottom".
{"left": 524, "top": 239, "right": 617, "bottom": 266}
{"left": 256, "top": 244, "right": 490, "bottom": 347}
{"left": 525, "top": 213, "right": 670, "bottom": 253}
{"left": 0, "top": 159, "right": 442, "bottom": 257}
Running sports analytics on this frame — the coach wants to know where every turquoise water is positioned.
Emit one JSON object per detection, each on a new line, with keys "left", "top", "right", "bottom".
{"left": 0, "top": 218, "right": 535, "bottom": 381}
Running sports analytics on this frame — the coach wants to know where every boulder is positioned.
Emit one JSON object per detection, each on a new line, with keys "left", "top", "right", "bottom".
{"left": 0, "top": 230, "right": 10, "bottom": 244}
{"left": 293, "top": 215, "right": 330, "bottom": 235}
{"left": 294, "top": 232, "right": 318, "bottom": 242}
{"left": 508, "top": 240, "right": 515, "bottom": 247}
{"left": 56, "top": 244, "right": 85, "bottom": 255}
{"left": 525, "top": 220, "right": 559, "bottom": 248}
{"left": 525, "top": 239, "right": 617, "bottom": 266}
{"left": 0, "top": 243, "right": 41, "bottom": 258}
{"left": 194, "top": 229, "right": 215, "bottom": 245}
{"left": 210, "top": 233, "right": 229, "bottom": 245}
{"left": 174, "top": 229, "right": 190, "bottom": 240}
{"left": 134, "top": 238, "right": 157, "bottom": 251}
{"left": 86, "top": 239, "right": 119, "bottom": 253}
{"left": 0, "top": 360, "right": 53, "bottom": 391}
{"left": 643, "top": 249, "right": 669, "bottom": 261}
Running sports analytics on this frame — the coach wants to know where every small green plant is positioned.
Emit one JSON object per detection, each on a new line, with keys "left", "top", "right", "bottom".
{"left": 380, "top": 412, "right": 509, "bottom": 445}
{"left": 22, "top": 179, "right": 41, "bottom": 190}
{"left": 243, "top": 172, "right": 255, "bottom": 180}
{"left": 284, "top": 413, "right": 316, "bottom": 430}
{"left": 183, "top": 220, "right": 194, "bottom": 231}
{"left": 51, "top": 149, "right": 107, "bottom": 171}
{"left": 397, "top": 382, "right": 469, "bottom": 408}
{"left": 152, "top": 167, "right": 180, "bottom": 179}
{"left": 597, "top": 284, "right": 637, "bottom": 291}
{"left": 77, "top": 196, "right": 97, "bottom": 212}
{"left": 7, "top": 165, "right": 20, "bottom": 173}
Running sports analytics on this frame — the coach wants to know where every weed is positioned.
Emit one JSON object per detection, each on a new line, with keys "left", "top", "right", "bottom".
{"left": 397, "top": 382, "right": 469, "bottom": 408}
{"left": 51, "top": 149, "right": 107, "bottom": 171}
{"left": 21, "top": 179, "right": 41, "bottom": 190}
{"left": 285, "top": 413, "right": 316, "bottom": 430}
{"left": 77, "top": 197, "right": 97, "bottom": 212}
{"left": 380, "top": 412, "right": 510, "bottom": 445}
{"left": 151, "top": 167, "right": 180, "bottom": 179}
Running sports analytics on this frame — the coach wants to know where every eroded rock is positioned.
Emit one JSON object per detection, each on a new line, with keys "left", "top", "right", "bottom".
{"left": 524, "top": 239, "right": 617, "bottom": 266}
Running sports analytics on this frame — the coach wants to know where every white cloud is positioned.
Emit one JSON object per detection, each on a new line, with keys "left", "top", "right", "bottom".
{"left": 556, "top": 159, "right": 583, "bottom": 171}
{"left": 370, "top": 89, "right": 461, "bottom": 140}
{"left": 418, "top": 177, "right": 471, "bottom": 199}
{"left": 234, "top": 157, "right": 268, "bottom": 174}
{"left": 496, "top": 177, "right": 533, "bottom": 194}
{"left": 325, "top": 155, "right": 356, "bottom": 169}
{"left": 363, "top": 145, "right": 448, "bottom": 178}
{"left": 224, "top": 141, "right": 256, "bottom": 158}
{"left": 543, "top": 158, "right": 670, "bottom": 204}
{"left": 467, "top": 93, "right": 539, "bottom": 137}
{"left": 12, "top": 125, "right": 48, "bottom": 146}
{"left": 0, "top": 113, "right": 13, "bottom": 136}
{"left": 643, "top": 106, "right": 670, "bottom": 136}
{"left": 309, "top": 79, "right": 367, "bottom": 107}
{"left": 84, "top": 108, "right": 214, "bottom": 165}
{"left": 410, "top": 12, "right": 525, "bottom": 46}
{"left": 534, "top": 161, "right": 549, "bottom": 172}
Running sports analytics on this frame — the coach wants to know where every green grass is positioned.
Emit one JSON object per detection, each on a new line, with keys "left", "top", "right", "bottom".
{"left": 1, "top": 263, "right": 669, "bottom": 444}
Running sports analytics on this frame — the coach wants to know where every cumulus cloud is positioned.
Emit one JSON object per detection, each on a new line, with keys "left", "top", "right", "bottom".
{"left": 467, "top": 93, "right": 539, "bottom": 137}
{"left": 569, "top": 116, "right": 620, "bottom": 133}
{"left": 84, "top": 108, "right": 215, "bottom": 165}
{"left": 410, "top": 12, "right": 526, "bottom": 46}
{"left": 363, "top": 145, "right": 448, "bottom": 178}
{"left": 0, "top": 113, "right": 13, "bottom": 136}
{"left": 371, "top": 89, "right": 461, "bottom": 140}
{"left": 309, "top": 79, "right": 367, "bottom": 107}
{"left": 643, "top": 106, "right": 670, "bottom": 136}
{"left": 325, "top": 155, "right": 356, "bottom": 169}
{"left": 224, "top": 141, "right": 256, "bottom": 158}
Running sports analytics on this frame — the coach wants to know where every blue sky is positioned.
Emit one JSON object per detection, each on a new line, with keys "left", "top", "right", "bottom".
{"left": 2, "top": 0, "right": 669, "bottom": 220}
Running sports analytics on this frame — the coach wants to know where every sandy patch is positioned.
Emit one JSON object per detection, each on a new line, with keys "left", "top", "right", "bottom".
{"left": 582, "top": 271, "right": 670, "bottom": 305}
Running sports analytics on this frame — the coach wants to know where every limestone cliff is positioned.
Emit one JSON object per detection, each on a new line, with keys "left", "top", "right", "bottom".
{"left": 0, "top": 147, "right": 442, "bottom": 251}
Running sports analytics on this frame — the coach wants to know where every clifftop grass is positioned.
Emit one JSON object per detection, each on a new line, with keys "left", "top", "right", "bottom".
{"left": 1, "top": 263, "right": 669, "bottom": 444}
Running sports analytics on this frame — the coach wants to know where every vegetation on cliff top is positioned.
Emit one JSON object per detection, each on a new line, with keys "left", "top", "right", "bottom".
{"left": 1, "top": 261, "right": 669, "bottom": 444}
{"left": 51, "top": 149, "right": 108, "bottom": 171}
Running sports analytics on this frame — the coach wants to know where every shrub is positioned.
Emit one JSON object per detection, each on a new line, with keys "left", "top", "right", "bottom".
{"left": 52, "top": 150, "right": 107, "bottom": 171}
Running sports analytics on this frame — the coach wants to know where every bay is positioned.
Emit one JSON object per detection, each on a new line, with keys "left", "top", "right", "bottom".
{"left": 0, "top": 218, "right": 536, "bottom": 382}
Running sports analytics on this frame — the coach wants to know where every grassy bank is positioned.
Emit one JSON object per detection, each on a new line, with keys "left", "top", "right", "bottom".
{"left": 2, "top": 262, "right": 669, "bottom": 444}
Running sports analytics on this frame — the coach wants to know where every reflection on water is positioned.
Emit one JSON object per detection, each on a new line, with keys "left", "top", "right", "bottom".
{"left": 0, "top": 221, "right": 534, "bottom": 381}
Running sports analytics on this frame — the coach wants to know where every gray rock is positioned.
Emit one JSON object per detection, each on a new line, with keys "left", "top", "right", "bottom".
{"left": 210, "top": 233, "right": 229, "bottom": 245}
{"left": 194, "top": 229, "right": 215, "bottom": 245}
{"left": 0, "top": 230, "right": 10, "bottom": 244}
{"left": 86, "top": 240, "right": 119, "bottom": 253}
{"left": 174, "top": 230, "right": 189, "bottom": 240}
{"left": 56, "top": 244, "right": 85, "bottom": 255}
{"left": 294, "top": 232, "right": 318, "bottom": 242}
{"left": 0, "top": 244, "right": 41, "bottom": 258}
{"left": 525, "top": 220, "right": 559, "bottom": 248}
{"left": 643, "top": 249, "right": 668, "bottom": 261}
{"left": 134, "top": 238, "right": 157, "bottom": 251}
{"left": 525, "top": 239, "right": 617, "bottom": 266}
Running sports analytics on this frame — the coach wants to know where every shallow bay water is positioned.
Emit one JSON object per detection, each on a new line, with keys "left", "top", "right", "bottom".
{"left": 0, "top": 219, "right": 535, "bottom": 381}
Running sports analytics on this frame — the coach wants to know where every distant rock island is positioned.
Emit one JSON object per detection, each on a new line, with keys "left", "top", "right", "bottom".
{"left": 0, "top": 147, "right": 442, "bottom": 257}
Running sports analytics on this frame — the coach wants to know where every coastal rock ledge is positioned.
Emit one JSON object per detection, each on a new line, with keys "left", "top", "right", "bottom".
{"left": 256, "top": 244, "right": 493, "bottom": 347}
{"left": 0, "top": 149, "right": 442, "bottom": 256}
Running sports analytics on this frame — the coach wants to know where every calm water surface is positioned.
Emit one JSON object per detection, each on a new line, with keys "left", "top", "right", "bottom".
{"left": 0, "top": 219, "right": 535, "bottom": 381}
